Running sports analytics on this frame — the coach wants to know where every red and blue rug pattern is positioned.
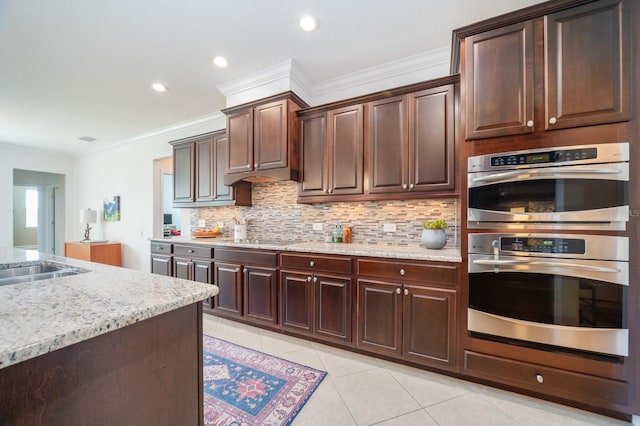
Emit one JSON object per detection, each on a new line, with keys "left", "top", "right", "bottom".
{"left": 203, "top": 335, "right": 327, "bottom": 426}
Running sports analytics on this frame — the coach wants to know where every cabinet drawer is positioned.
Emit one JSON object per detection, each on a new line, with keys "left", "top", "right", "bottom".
{"left": 215, "top": 248, "right": 277, "bottom": 267}
{"left": 150, "top": 241, "right": 173, "bottom": 254}
{"left": 173, "top": 244, "right": 214, "bottom": 259}
{"left": 281, "top": 253, "right": 352, "bottom": 275}
{"left": 464, "top": 351, "right": 628, "bottom": 407}
{"left": 357, "top": 259, "right": 457, "bottom": 285}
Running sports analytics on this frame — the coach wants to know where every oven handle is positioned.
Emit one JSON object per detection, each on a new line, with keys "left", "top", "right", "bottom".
{"left": 472, "top": 259, "right": 621, "bottom": 273}
{"left": 472, "top": 167, "right": 622, "bottom": 184}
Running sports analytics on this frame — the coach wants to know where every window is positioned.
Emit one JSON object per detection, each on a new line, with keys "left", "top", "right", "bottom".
{"left": 25, "top": 188, "right": 38, "bottom": 228}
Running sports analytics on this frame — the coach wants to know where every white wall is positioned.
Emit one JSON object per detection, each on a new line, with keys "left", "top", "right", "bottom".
{"left": 0, "top": 142, "right": 75, "bottom": 249}
{"left": 72, "top": 115, "right": 225, "bottom": 271}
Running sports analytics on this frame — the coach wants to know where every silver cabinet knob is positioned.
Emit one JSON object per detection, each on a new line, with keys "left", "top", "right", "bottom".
{"left": 535, "top": 373, "right": 544, "bottom": 384}
{"left": 526, "top": 120, "right": 534, "bottom": 128}
{"left": 404, "top": 289, "right": 409, "bottom": 296}
{"left": 246, "top": 163, "right": 251, "bottom": 168}
{"left": 309, "top": 260, "right": 315, "bottom": 267}
{"left": 324, "top": 189, "right": 329, "bottom": 194}
{"left": 402, "top": 183, "right": 407, "bottom": 189}
{"left": 188, "top": 249, "right": 194, "bottom": 254}
{"left": 549, "top": 117, "right": 557, "bottom": 125}
{"left": 307, "top": 276, "right": 312, "bottom": 282}
{"left": 156, "top": 246, "right": 163, "bottom": 251}
{"left": 313, "top": 277, "right": 318, "bottom": 283}
{"left": 328, "top": 188, "right": 333, "bottom": 193}
{"left": 209, "top": 196, "right": 214, "bottom": 200}
{"left": 254, "top": 164, "right": 258, "bottom": 168}
{"left": 399, "top": 269, "right": 406, "bottom": 276}
{"left": 243, "top": 268, "right": 248, "bottom": 273}
{"left": 409, "top": 183, "right": 414, "bottom": 190}
{"left": 395, "top": 288, "right": 401, "bottom": 294}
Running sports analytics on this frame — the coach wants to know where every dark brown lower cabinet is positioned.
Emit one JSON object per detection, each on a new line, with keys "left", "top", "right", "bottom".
{"left": 280, "top": 253, "right": 353, "bottom": 345}
{"left": 213, "top": 248, "right": 279, "bottom": 329}
{"left": 356, "top": 259, "right": 458, "bottom": 371}
{"left": 172, "top": 244, "right": 215, "bottom": 312}
{"left": 280, "top": 271, "right": 352, "bottom": 345}
{"left": 151, "top": 253, "right": 173, "bottom": 276}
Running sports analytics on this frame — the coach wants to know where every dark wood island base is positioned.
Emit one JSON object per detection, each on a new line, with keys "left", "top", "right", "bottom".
{"left": 0, "top": 303, "right": 204, "bottom": 426}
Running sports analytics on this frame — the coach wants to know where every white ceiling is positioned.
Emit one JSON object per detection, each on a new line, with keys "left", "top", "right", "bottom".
{"left": 0, "top": 0, "right": 543, "bottom": 155}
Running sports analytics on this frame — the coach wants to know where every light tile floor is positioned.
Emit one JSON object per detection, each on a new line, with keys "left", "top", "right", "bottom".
{"left": 202, "top": 314, "right": 633, "bottom": 426}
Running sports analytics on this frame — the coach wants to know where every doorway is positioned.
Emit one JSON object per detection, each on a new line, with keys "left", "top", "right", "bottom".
{"left": 153, "top": 157, "right": 183, "bottom": 238}
{"left": 13, "top": 169, "right": 65, "bottom": 255}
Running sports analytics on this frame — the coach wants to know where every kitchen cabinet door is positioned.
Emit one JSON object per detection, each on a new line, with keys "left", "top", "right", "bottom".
{"left": 403, "top": 285, "right": 457, "bottom": 369}
{"left": 226, "top": 109, "right": 254, "bottom": 174}
{"left": 366, "top": 96, "right": 408, "bottom": 194}
{"left": 150, "top": 254, "right": 172, "bottom": 276}
{"left": 254, "top": 99, "right": 288, "bottom": 170}
{"left": 214, "top": 262, "right": 243, "bottom": 317}
{"left": 299, "top": 113, "right": 327, "bottom": 196}
{"left": 356, "top": 279, "right": 403, "bottom": 357}
{"left": 244, "top": 266, "right": 278, "bottom": 326}
{"left": 280, "top": 271, "right": 314, "bottom": 335}
{"left": 195, "top": 136, "right": 215, "bottom": 203}
{"left": 213, "top": 134, "right": 233, "bottom": 201}
{"left": 544, "top": 0, "right": 631, "bottom": 130}
{"left": 172, "top": 142, "right": 195, "bottom": 203}
{"left": 464, "top": 21, "right": 534, "bottom": 140}
{"left": 314, "top": 274, "right": 352, "bottom": 344}
{"left": 409, "top": 85, "right": 455, "bottom": 192}
{"left": 328, "top": 104, "right": 364, "bottom": 195}
{"left": 173, "top": 256, "right": 192, "bottom": 280}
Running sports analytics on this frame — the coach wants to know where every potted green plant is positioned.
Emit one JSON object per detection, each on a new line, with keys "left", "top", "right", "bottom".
{"left": 421, "top": 219, "right": 448, "bottom": 249}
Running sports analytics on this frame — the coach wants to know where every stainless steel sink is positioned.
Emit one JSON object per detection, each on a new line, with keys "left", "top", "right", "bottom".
{"left": 0, "top": 261, "right": 89, "bottom": 286}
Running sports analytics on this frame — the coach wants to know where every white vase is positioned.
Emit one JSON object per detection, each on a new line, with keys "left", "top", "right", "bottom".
{"left": 421, "top": 229, "right": 447, "bottom": 249}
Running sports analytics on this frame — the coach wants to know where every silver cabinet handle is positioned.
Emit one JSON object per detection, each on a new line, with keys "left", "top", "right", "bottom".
{"left": 307, "top": 276, "right": 312, "bottom": 282}
{"left": 549, "top": 117, "right": 557, "bottom": 125}
{"left": 535, "top": 373, "right": 544, "bottom": 384}
{"left": 395, "top": 288, "right": 401, "bottom": 294}
{"left": 526, "top": 120, "right": 534, "bottom": 128}
{"left": 404, "top": 289, "right": 409, "bottom": 296}
{"left": 313, "top": 277, "right": 318, "bottom": 282}
{"left": 402, "top": 183, "right": 407, "bottom": 189}
{"left": 309, "top": 260, "right": 315, "bottom": 267}
{"left": 399, "top": 269, "right": 406, "bottom": 276}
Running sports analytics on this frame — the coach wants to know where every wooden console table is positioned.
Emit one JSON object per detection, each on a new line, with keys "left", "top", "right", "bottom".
{"left": 64, "top": 241, "right": 121, "bottom": 266}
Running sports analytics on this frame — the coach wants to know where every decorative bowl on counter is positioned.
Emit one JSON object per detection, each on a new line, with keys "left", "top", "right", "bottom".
{"left": 192, "top": 227, "right": 221, "bottom": 238}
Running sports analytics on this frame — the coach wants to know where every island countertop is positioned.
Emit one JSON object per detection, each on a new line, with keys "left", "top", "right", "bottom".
{"left": 0, "top": 247, "right": 218, "bottom": 370}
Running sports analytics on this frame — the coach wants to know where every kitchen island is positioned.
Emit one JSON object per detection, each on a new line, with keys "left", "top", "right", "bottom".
{"left": 0, "top": 247, "right": 217, "bottom": 425}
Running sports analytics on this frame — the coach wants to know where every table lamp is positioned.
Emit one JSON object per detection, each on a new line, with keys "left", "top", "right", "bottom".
{"left": 80, "top": 208, "right": 97, "bottom": 241}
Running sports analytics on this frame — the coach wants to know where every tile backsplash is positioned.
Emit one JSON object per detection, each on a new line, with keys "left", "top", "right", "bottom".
{"left": 192, "top": 181, "right": 459, "bottom": 248}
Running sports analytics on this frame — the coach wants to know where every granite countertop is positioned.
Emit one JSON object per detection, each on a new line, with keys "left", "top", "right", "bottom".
{"left": 156, "top": 236, "right": 462, "bottom": 263}
{"left": 0, "top": 248, "right": 217, "bottom": 370}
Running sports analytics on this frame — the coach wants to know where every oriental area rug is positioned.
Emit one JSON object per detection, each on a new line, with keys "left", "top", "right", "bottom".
{"left": 202, "top": 335, "right": 327, "bottom": 426}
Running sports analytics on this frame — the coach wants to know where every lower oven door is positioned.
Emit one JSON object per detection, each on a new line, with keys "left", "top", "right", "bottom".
{"left": 468, "top": 254, "right": 628, "bottom": 356}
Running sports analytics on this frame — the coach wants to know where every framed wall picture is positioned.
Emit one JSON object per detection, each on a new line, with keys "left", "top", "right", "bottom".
{"left": 104, "top": 196, "right": 121, "bottom": 221}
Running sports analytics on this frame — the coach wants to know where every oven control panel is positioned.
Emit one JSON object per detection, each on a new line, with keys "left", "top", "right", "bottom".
{"left": 500, "top": 237, "right": 586, "bottom": 254}
{"left": 490, "top": 147, "right": 597, "bottom": 167}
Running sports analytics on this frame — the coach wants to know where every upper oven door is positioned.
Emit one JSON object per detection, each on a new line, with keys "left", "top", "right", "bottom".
{"left": 468, "top": 162, "right": 629, "bottom": 230}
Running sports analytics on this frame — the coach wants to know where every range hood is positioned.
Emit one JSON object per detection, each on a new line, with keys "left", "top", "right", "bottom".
{"left": 222, "top": 91, "right": 307, "bottom": 186}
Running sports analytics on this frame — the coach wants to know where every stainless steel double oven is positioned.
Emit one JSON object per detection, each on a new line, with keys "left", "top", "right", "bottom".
{"left": 467, "top": 143, "right": 630, "bottom": 358}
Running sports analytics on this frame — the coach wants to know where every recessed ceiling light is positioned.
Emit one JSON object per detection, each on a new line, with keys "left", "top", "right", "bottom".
{"left": 299, "top": 15, "right": 317, "bottom": 31}
{"left": 213, "top": 56, "right": 228, "bottom": 68}
{"left": 152, "top": 83, "right": 167, "bottom": 92}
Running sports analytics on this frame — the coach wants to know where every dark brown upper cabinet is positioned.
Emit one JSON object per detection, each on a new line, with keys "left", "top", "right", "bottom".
{"left": 544, "top": 0, "right": 631, "bottom": 130}
{"left": 463, "top": 0, "right": 630, "bottom": 140}
{"left": 170, "top": 131, "right": 251, "bottom": 208}
{"left": 464, "top": 21, "right": 534, "bottom": 140}
{"left": 298, "top": 105, "right": 364, "bottom": 199}
{"left": 367, "top": 85, "right": 455, "bottom": 195}
{"left": 222, "top": 92, "right": 307, "bottom": 185}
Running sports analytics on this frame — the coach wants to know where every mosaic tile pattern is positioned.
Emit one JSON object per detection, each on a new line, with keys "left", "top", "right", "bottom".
{"left": 192, "top": 181, "right": 460, "bottom": 248}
